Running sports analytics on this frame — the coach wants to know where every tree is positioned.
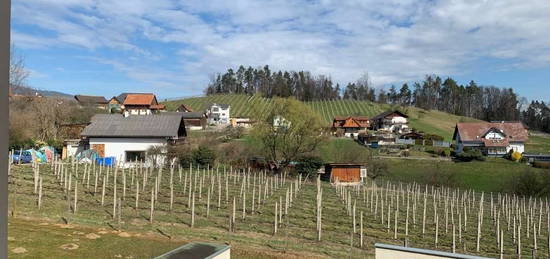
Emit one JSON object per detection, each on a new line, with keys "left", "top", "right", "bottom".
{"left": 295, "top": 155, "right": 324, "bottom": 176}
{"left": 251, "top": 97, "right": 326, "bottom": 172}
{"left": 192, "top": 146, "right": 216, "bottom": 166}
{"left": 10, "top": 46, "right": 30, "bottom": 93}
{"left": 367, "top": 160, "right": 388, "bottom": 180}
{"left": 399, "top": 83, "right": 411, "bottom": 105}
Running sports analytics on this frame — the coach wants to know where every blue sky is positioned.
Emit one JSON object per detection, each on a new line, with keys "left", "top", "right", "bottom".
{"left": 11, "top": 0, "right": 550, "bottom": 101}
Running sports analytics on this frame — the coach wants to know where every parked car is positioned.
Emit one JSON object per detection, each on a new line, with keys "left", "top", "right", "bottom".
{"left": 12, "top": 150, "right": 33, "bottom": 164}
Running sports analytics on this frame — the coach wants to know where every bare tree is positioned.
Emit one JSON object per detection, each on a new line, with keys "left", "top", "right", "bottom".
{"left": 10, "top": 46, "right": 30, "bottom": 93}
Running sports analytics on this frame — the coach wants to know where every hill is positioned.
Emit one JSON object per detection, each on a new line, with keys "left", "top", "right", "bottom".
{"left": 163, "top": 94, "right": 479, "bottom": 140}
{"left": 12, "top": 85, "right": 73, "bottom": 99}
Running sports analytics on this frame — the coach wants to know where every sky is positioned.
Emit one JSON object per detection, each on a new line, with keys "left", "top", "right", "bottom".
{"left": 10, "top": 0, "right": 550, "bottom": 101}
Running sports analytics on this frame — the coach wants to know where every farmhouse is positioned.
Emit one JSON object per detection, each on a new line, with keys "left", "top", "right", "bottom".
{"left": 331, "top": 116, "right": 370, "bottom": 138}
{"left": 120, "top": 93, "right": 166, "bottom": 115}
{"left": 206, "top": 103, "right": 230, "bottom": 124}
{"left": 180, "top": 112, "right": 207, "bottom": 130}
{"left": 321, "top": 163, "right": 367, "bottom": 185}
{"left": 370, "top": 110, "right": 409, "bottom": 134}
{"left": 453, "top": 121, "right": 528, "bottom": 157}
{"left": 74, "top": 95, "right": 108, "bottom": 109}
{"left": 80, "top": 113, "right": 186, "bottom": 167}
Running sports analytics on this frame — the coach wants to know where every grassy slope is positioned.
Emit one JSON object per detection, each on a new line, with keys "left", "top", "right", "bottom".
{"left": 164, "top": 94, "right": 482, "bottom": 141}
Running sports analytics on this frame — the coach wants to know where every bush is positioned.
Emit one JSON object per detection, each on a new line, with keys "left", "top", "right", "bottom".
{"left": 455, "top": 148, "right": 485, "bottom": 162}
{"left": 223, "top": 126, "right": 245, "bottom": 141}
{"left": 423, "top": 163, "right": 458, "bottom": 187}
{"left": 294, "top": 155, "right": 324, "bottom": 176}
{"left": 443, "top": 149, "right": 451, "bottom": 157}
{"left": 509, "top": 169, "right": 549, "bottom": 197}
{"left": 192, "top": 146, "right": 216, "bottom": 166}
{"left": 400, "top": 150, "right": 410, "bottom": 157}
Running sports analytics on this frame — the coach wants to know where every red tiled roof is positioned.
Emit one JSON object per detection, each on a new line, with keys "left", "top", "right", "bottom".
{"left": 150, "top": 104, "right": 166, "bottom": 110}
{"left": 123, "top": 94, "right": 156, "bottom": 105}
{"left": 454, "top": 122, "right": 528, "bottom": 142}
{"left": 333, "top": 116, "right": 370, "bottom": 128}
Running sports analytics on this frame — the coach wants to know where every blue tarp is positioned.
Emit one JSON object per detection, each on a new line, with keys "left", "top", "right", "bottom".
{"left": 96, "top": 157, "right": 116, "bottom": 166}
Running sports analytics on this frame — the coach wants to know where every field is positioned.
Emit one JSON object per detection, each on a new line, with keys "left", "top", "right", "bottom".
{"left": 8, "top": 162, "right": 550, "bottom": 258}
{"left": 163, "top": 94, "right": 478, "bottom": 140}
{"left": 383, "top": 158, "right": 548, "bottom": 193}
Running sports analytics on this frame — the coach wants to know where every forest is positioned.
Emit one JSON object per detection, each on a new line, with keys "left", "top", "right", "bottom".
{"left": 205, "top": 65, "right": 550, "bottom": 133}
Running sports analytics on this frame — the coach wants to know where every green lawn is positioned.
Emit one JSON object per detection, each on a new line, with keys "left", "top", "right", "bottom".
{"left": 525, "top": 135, "right": 550, "bottom": 154}
{"left": 383, "top": 158, "right": 548, "bottom": 192}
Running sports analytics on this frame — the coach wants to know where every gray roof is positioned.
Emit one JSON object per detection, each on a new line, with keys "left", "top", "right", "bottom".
{"left": 81, "top": 113, "right": 185, "bottom": 138}
{"left": 74, "top": 95, "right": 108, "bottom": 104}
{"left": 180, "top": 112, "right": 206, "bottom": 118}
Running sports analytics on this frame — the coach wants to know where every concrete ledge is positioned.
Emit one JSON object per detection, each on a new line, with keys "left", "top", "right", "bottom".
{"left": 375, "top": 243, "right": 494, "bottom": 259}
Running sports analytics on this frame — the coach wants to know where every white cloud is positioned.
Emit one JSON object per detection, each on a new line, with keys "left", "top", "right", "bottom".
{"left": 11, "top": 0, "right": 550, "bottom": 96}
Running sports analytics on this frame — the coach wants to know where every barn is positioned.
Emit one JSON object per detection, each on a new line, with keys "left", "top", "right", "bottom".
{"left": 321, "top": 163, "right": 367, "bottom": 185}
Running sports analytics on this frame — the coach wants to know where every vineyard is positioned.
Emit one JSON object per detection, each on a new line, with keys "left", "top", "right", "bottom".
{"left": 163, "top": 94, "right": 477, "bottom": 140}
{"left": 8, "top": 160, "right": 550, "bottom": 258}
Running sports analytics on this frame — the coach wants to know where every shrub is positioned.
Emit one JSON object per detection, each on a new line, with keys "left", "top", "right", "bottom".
{"left": 294, "top": 155, "right": 324, "bottom": 176}
{"left": 456, "top": 148, "right": 485, "bottom": 162}
{"left": 443, "top": 149, "right": 451, "bottom": 157}
{"left": 509, "top": 169, "right": 548, "bottom": 197}
{"left": 400, "top": 150, "right": 410, "bottom": 157}
{"left": 192, "top": 146, "right": 216, "bottom": 166}
{"left": 423, "top": 163, "right": 458, "bottom": 187}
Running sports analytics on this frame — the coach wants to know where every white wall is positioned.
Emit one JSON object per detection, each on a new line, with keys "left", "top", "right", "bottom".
{"left": 391, "top": 116, "right": 408, "bottom": 124}
{"left": 486, "top": 131, "right": 504, "bottom": 139}
{"left": 508, "top": 143, "right": 525, "bottom": 154}
{"left": 89, "top": 137, "right": 167, "bottom": 167}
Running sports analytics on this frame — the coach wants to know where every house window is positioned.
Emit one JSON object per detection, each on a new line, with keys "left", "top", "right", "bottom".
{"left": 126, "top": 151, "right": 145, "bottom": 162}
{"left": 213, "top": 107, "right": 219, "bottom": 112}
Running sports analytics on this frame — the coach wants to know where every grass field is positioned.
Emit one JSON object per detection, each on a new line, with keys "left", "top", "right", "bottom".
{"left": 8, "top": 162, "right": 550, "bottom": 258}
{"left": 383, "top": 158, "right": 549, "bottom": 192}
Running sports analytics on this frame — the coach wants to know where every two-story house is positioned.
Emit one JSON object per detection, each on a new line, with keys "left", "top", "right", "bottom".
{"left": 115, "top": 93, "right": 166, "bottom": 116}
{"left": 332, "top": 116, "right": 370, "bottom": 138}
{"left": 453, "top": 121, "right": 528, "bottom": 156}
{"left": 370, "top": 110, "right": 409, "bottom": 134}
{"left": 206, "top": 103, "right": 230, "bottom": 124}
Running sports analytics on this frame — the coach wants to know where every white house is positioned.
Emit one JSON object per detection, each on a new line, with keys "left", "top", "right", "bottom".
{"left": 273, "top": 115, "right": 290, "bottom": 129}
{"left": 206, "top": 103, "right": 230, "bottom": 125}
{"left": 453, "top": 121, "right": 528, "bottom": 157}
{"left": 80, "top": 113, "right": 186, "bottom": 167}
{"left": 370, "top": 110, "right": 409, "bottom": 134}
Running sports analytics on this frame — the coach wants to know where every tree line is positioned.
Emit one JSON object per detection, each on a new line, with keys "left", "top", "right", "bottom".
{"left": 206, "top": 65, "right": 549, "bottom": 133}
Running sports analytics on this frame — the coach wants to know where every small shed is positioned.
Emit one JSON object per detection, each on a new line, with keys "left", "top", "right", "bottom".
{"left": 323, "top": 163, "right": 366, "bottom": 184}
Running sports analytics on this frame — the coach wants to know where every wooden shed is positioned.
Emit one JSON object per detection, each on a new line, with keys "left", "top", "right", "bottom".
{"left": 322, "top": 163, "right": 366, "bottom": 184}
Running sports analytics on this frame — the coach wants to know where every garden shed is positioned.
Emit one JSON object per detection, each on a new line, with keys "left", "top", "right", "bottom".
{"left": 322, "top": 163, "right": 367, "bottom": 184}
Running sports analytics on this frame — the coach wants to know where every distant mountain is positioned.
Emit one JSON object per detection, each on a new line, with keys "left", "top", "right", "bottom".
{"left": 12, "top": 85, "right": 73, "bottom": 99}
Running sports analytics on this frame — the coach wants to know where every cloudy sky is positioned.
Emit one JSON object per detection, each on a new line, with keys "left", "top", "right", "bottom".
{"left": 11, "top": 0, "right": 550, "bottom": 101}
